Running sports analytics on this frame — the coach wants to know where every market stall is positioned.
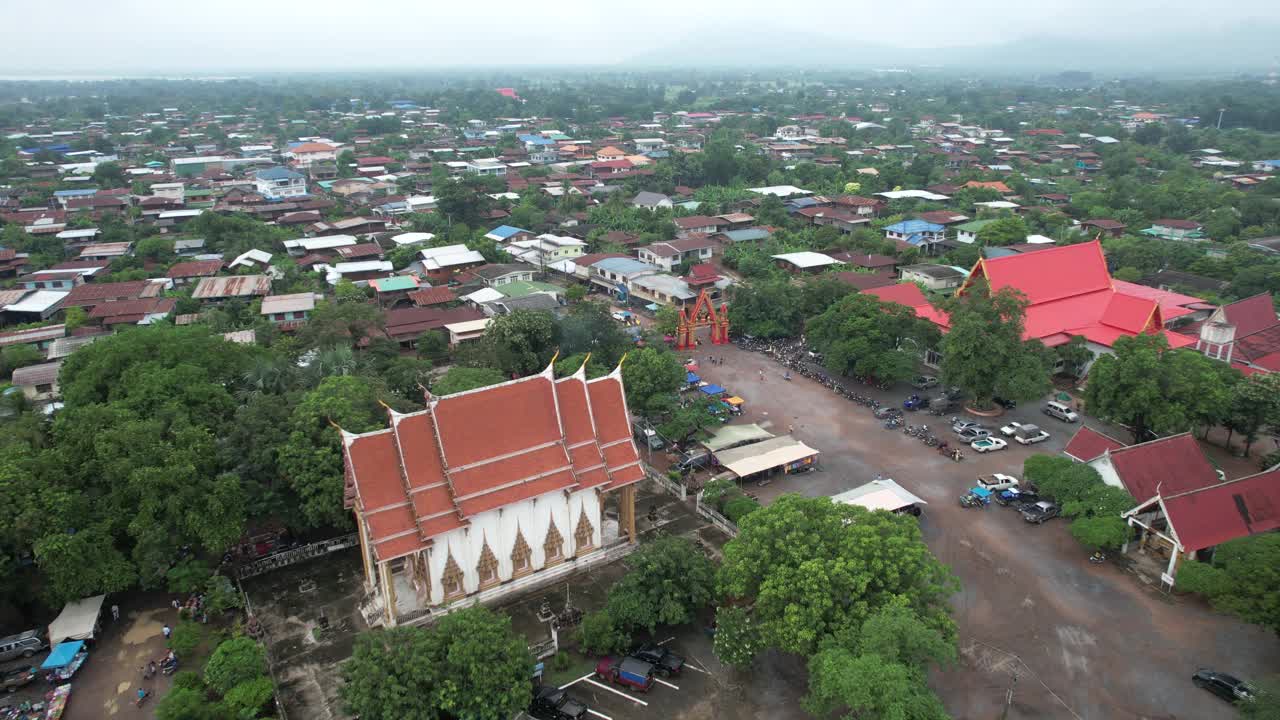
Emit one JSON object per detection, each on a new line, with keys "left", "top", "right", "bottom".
{"left": 44, "top": 683, "right": 71, "bottom": 720}
{"left": 47, "top": 595, "right": 104, "bottom": 646}
{"left": 40, "top": 641, "right": 88, "bottom": 684}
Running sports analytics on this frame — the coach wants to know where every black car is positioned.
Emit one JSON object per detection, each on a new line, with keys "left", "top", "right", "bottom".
{"left": 630, "top": 643, "right": 685, "bottom": 677}
{"left": 992, "top": 396, "right": 1017, "bottom": 409}
{"left": 1021, "top": 501, "right": 1061, "bottom": 524}
{"left": 1193, "top": 669, "right": 1255, "bottom": 703}
{"left": 530, "top": 685, "right": 589, "bottom": 720}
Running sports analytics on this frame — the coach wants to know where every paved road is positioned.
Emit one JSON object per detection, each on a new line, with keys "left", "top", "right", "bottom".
{"left": 685, "top": 340, "right": 1280, "bottom": 720}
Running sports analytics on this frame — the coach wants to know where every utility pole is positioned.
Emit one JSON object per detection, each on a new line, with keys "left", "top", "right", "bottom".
{"left": 1216, "top": 108, "right": 1226, "bottom": 130}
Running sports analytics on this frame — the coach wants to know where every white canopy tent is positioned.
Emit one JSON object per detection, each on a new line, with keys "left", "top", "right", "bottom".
{"left": 48, "top": 594, "right": 106, "bottom": 646}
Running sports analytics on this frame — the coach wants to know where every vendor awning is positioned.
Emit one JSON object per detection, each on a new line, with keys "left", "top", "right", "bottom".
{"left": 48, "top": 594, "right": 105, "bottom": 646}
{"left": 686, "top": 371, "right": 700, "bottom": 383}
{"left": 725, "top": 396, "right": 744, "bottom": 406}
{"left": 41, "top": 641, "right": 85, "bottom": 670}
{"left": 702, "top": 423, "right": 774, "bottom": 452}
{"left": 831, "top": 478, "right": 927, "bottom": 513}
{"left": 699, "top": 384, "right": 726, "bottom": 395}
{"left": 716, "top": 435, "right": 819, "bottom": 478}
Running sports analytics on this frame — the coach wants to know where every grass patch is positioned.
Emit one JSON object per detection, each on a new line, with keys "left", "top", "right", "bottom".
{"left": 543, "top": 650, "right": 598, "bottom": 688}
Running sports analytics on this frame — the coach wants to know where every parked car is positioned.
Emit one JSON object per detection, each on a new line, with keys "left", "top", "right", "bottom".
{"left": 977, "top": 473, "right": 1020, "bottom": 491}
{"left": 1021, "top": 501, "right": 1061, "bottom": 524}
{"left": 995, "top": 487, "right": 1039, "bottom": 507}
{"left": 957, "top": 426, "right": 992, "bottom": 442}
{"left": 992, "top": 396, "right": 1017, "bottom": 409}
{"left": 0, "top": 666, "right": 36, "bottom": 693}
{"left": 952, "top": 419, "right": 982, "bottom": 434}
{"left": 971, "top": 437, "right": 1008, "bottom": 453}
{"left": 874, "top": 406, "right": 903, "bottom": 419}
{"left": 595, "top": 657, "right": 655, "bottom": 693}
{"left": 1000, "top": 421, "right": 1025, "bottom": 436}
{"left": 911, "top": 375, "right": 938, "bottom": 390}
{"left": 1043, "top": 401, "right": 1079, "bottom": 423}
{"left": 630, "top": 643, "right": 685, "bottom": 677}
{"left": 530, "top": 685, "right": 589, "bottom": 720}
{"left": 0, "top": 630, "right": 46, "bottom": 662}
{"left": 1192, "top": 669, "right": 1255, "bottom": 703}
{"left": 1012, "top": 424, "right": 1050, "bottom": 445}
{"left": 675, "top": 451, "right": 713, "bottom": 474}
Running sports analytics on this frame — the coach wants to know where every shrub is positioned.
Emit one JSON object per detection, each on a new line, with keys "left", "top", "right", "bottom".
{"left": 156, "top": 687, "right": 214, "bottom": 720}
{"left": 204, "top": 636, "right": 267, "bottom": 696}
{"left": 171, "top": 669, "right": 203, "bottom": 691}
{"left": 551, "top": 651, "right": 571, "bottom": 672}
{"left": 701, "top": 477, "right": 737, "bottom": 511}
{"left": 165, "top": 558, "right": 211, "bottom": 594}
{"left": 1068, "top": 516, "right": 1128, "bottom": 550}
{"left": 723, "top": 495, "right": 762, "bottom": 524}
{"left": 221, "top": 676, "right": 275, "bottom": 717}
{"left": 578, "top": 610, "right": 629, "bottom": 655}
{"left": 169, "top": 621, "right": 203, "bottom": 656}
{"left": 203, "top": 573, "right": 243, "bottom": 615}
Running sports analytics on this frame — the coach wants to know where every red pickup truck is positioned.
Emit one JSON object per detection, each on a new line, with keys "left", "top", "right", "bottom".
{"left": 595, "top": 656, "right": 655, "bottom": 692}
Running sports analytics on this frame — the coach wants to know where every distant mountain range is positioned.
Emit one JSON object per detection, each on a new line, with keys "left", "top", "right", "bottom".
{"left": 625, "top": 25, "right": 1280, "bottom": 74}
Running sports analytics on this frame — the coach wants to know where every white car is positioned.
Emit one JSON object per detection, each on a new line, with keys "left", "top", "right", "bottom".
{"left": 1000, "top": 421, "right": 1024, "bottom": 437}
{"left": 971, "top": 437, "right": 1008, "bottom": 453}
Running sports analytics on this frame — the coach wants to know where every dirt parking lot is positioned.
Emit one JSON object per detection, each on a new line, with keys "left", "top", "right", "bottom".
{"left": 684, "top": 339, "right": 1280, "bottom": 720}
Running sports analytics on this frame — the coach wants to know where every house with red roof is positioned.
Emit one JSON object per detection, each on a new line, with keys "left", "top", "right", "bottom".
{"left": 340, "top": 361, "right": 645, "bottom": 625}
{"left": 1084, "top": 432, "right": 1221, "bottom": 501}
{"left": 1122, "top": 465, "right": 1280, "bottom": 584}
{"left": 1062, "top": 425, "right": 1127, "bottom": 462}
{"left": 1180, "top": 293, "right": 1280, "bottom": 373}
{"left": 899, "top": 241, "right": 1197, "bottom": 369}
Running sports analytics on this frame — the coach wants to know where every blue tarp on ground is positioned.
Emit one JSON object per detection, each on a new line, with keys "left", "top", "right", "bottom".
{"left": 686, "top": 372, "right": 700, "bottom": 383}
{"left": 699, "top": 384, "right": 726, "bottom": 395}
{"left": 42, "top": 641, "right": 84, "bottom": 670}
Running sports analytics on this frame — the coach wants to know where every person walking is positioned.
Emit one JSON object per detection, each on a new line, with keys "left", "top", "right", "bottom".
{"left": 111, "top": 604, "right": 120, "bottom": 622}
{"left": 162, "top": 624, "right": 172, "bottom": 640}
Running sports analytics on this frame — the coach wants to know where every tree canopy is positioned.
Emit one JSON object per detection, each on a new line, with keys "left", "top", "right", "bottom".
{"left": 342, "top": 607, "right": 532, "bottom": 720}
{"left": 940, "top": 285, "right": 1050, "bottom": 408}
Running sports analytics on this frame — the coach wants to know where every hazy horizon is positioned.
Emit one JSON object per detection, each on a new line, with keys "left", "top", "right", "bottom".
{"left": 2, "top": 0, "right": 1278, "bottom": 74}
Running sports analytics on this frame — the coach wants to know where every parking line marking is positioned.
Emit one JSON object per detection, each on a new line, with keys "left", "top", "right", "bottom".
{"left": 559, "top": 672, "right": 595, "bottom": 690}
{"left": 657, "top": 636, "right": 676, "bottom": 645}
{"left": 683, "top": 664, "right": 710, "bottom": 674}
{"left": 586, "top": 710, "right": 613, "bottom": 720}
{"left": 582, "top": 678, "right": 649, "bottom": 706}
{"left": 654, "top": 677, "right": 680, "bottom": 690}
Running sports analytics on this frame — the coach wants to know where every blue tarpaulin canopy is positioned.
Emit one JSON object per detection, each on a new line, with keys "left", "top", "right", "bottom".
{"left": 41, "top": 641, "right": 85, "bottom": 670}
{"left": 699, "top": 384, "right": 726, "bottom": 395}
{"left": 686, "top": 371, "right": 700, "bottom": 383}
{"left": 969, "top": 486, "right": 993, "bottom": 498}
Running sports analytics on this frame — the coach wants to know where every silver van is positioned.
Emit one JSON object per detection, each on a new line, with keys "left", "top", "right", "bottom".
{"left": 0, "top": 630, "right": 47, "bottom": 662}
{"left": 1043, "top": 401, "right": 1079, "bottom": 423}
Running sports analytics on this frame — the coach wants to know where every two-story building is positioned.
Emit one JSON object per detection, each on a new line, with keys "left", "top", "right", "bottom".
{"left": 1142, "top": 219, "right": 1206, "bottom": 242}
{"left": 260, "top": 292, "right": 319, "bottom": 325}
{"left": 884, "top": 219, "right": 946, "bottom": 250}
{"left": 254, "top": 166, "right": 308, "bottom": 201}
{"left": 637, "top": 237, "right": 715, "bottom": 272}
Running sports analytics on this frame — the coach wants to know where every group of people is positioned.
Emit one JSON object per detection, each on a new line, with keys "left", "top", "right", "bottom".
{"left": 173, "top": 591, "right": 210, "bottom": 624}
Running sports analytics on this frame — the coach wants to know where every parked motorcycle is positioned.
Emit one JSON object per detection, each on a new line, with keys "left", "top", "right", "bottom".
{"left": 1089, "top": 552, "right": 1106, "bottom": 564}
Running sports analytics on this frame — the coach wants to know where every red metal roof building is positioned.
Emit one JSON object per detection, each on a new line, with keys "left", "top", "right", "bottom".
{"left": 906, "top": 242, "right": 1198, "bottom": 355}
{"left": 1123, "top": 465, "right": 1280, "bottom": 585}
{"left": 1087, "top": 432, "right": 1220, "bottom": 503}
{"left": 1062, "top": 425, "right": 1127, "bottom": 462}
{"left": 341, "top": 362, "right": 645, "bottom": 625}
{"left": 1178, "top": 293, "right": 1280, "bottom": 373}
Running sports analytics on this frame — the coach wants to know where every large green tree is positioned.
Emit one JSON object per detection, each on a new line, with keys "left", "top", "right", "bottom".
{"left": 620, "top": 346, "right": 685, "bottom": 418}
{"left": 484, "top": 309, "right": 559, "bottom": 376}
{"left": 807, "top": 292, "right": 941, "bottom": 383}
{"left": 1176, "top": 533, "right": 1280, "bottom": 634}
{"left": 431, "top": 366, "right": 506, "bottom": 395}
{"left": 714, "top": 494, "right": 957, "bottom": 664}
{"left": 1227, "top": 373, "right": 1280, "bottom": 454}
{"left": 341, "top": 607, "right": 531, "bottom": 720}
{"left": 1086, "top": 334, "right": 1242, "bottom": 442}
{"left": 604, "top": 536, "right": 715, "bottom": 634}
{"left": 940, "top": 285, "right": 1050, "bottom": 408}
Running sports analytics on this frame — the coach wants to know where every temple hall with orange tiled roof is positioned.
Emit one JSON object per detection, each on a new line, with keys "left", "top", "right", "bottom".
{"left": 340, "top": 358, "right": 645, "bottom": 625}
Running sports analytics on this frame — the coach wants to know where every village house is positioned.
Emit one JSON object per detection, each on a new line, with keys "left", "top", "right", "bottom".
{"left": 254, "top": 166, "right": 308, "bottom": 200}
{"left": 899, "top": 264, "right": 966, "bottom": 292}
{"left": 260, "top": 292, "right": 319, "bottom": 325}
{"left": 191, "top": 275, "right": 272, "bottom": 304}
{"left": 166, "top": 259, "right": 224, "bottom": 286}
{"left": 1142, "top": 219, "right": 1206, "bottom": 242}
{"left": 637, "top": 237, "right": 716, "bottom": 272}
{"left": 674, "top": 215, "right": 727, "bottom": 236}
{"left": 419, "top": 244, "right": 489, "bottom": 284}
{"left": 287, "top": 142, "right": 340, "bottom": 169}
{"left": 883, "top": 219, "right": 946, "bottom": 250}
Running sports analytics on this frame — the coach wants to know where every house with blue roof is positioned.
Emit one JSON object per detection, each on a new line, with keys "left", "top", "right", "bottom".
{"left": 884, "top": 219, "right": 946, "bottom": 251}
{"left": 484, "top": 225, "right": 533, "bottom": 246}
{"left": 254, "top": 166, "right": 307, "bottom": 201}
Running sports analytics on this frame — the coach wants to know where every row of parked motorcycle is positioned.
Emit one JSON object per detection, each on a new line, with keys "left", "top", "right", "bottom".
{"left": 733, "top": 336, "right": 966, "bottom": 460}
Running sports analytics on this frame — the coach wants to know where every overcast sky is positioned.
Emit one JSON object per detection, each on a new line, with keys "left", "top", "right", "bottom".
{"left": 2, "top": 0, "right": 1275, "bottom": 74}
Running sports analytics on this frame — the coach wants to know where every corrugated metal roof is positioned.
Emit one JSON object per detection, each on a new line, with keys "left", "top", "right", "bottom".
{"left": 192, "top": 274, "right": 272, "bottom": 299}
